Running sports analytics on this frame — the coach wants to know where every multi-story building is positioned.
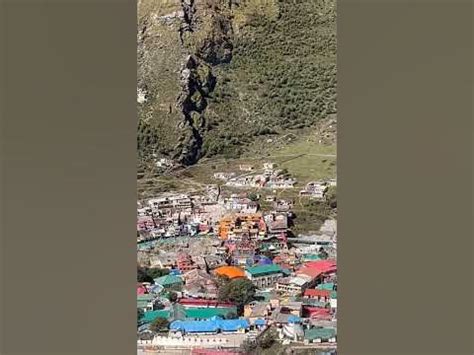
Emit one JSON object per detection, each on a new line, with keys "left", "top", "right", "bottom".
{"left": 276, "top": 275, "right": 313, "bottom": 295}
{"left": 177, "top": 253, "right": 197, "bottom": 273}
{"left": 245, "top": 264, "right": 284, "bottom": 289}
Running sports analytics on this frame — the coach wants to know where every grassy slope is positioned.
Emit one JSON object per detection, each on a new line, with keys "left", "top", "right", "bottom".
{"left": 202, "top": 0, "right": 336, "bottom": 158}
{"left": 137, "top": 0, "right": 337, "bottom": 163}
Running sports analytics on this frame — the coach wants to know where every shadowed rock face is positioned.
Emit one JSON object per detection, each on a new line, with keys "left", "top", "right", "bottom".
{"left": 138, "top": 0, "right": 236, "bottom": 166}
{"left": 138, "top": 0, "right": 337, "bottom": 168}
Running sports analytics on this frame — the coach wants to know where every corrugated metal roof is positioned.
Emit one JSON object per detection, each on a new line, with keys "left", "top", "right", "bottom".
{"left": 141, "top": 309, "right": 171, "bottom": 323}
{"left": 170, "top": 318, "right": 250, "bottom": 333}
{"left": 304, "top": 327, "right": 336, "bottom": 341}
{"left": 246, "top": 264, "right": 283, "bottom": 277}
{"left": 185, "top": 307, "right": 237, "bottom": 319}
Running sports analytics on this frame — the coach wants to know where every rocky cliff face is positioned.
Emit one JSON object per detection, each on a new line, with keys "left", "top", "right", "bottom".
{"left": 138, "top": 0, "right": 336, "bottom": 167}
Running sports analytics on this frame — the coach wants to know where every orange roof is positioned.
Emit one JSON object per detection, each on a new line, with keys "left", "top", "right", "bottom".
{"left": 214, "top": 266, "right": 246, "bottom": 279}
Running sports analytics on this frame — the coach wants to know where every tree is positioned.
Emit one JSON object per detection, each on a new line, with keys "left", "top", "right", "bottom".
{"left": 248, "top": 192, "right": 259, "bottom": 201}
{"left": 241, "top": 339, "right": 258, "bottom": 353}
{"left": 149, "top": 318, "right": 169, "bottom": 333}
{"left": 137, "top": 266, "right": 154, "bottom": 283}
{"left": 218, "top": 278, "right": 256, "bottom": 311}
{"left": 137, "top": 308, "right": 144, "bottom": 322}
{"left": 318, "top": 248, "right": 329, "bottom": 260}
{"left": 258, "top": 329, "right": 277, "bottom": 349}
{"left": 168, "top": 291, "right": 178, "bottom": 302}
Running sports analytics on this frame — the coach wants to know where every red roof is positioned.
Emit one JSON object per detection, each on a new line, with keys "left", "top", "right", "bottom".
{"left": 136, "top": 285, "right": 148, "bottom": 295}
{"left": 303, "top": 306, "right": 332, "bottom": 320}
{"left": 296, "top": 267, "right": 323, "bottom": 279}
{"left": 304, "top": 260, "right": 337, "bottom": 273}
{"left": 297, "top": 260, "right": 337, "bottom": 279}
{"left": 304, "top": 289, "right": 331, "bottom": 298}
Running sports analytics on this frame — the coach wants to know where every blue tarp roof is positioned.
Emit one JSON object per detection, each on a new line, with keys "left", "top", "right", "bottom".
{"left": 288, "top": 315, "right": 302, "bottom": 324}
{"left": 170, "top": 318, "right": 250, "bottom": 333}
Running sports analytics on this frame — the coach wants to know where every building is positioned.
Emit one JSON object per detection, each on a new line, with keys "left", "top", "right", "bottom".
{"left": 263, "top": 162, "right": 276, "bottom": 170}
{"left": 303, "top": 289, "right": 332, "bottom": 302}
{"left": 266, "top": 177, "right": 297, "bottom": 189}
{"left": 239, "top": 164, "right": 254, "bottom": 172}
{"left": 148, "top": 194, "right": 192, "bottom": 212}
{"left": 169, "top": 318, "right": 250, "bottom": 334}
{"left": 178, "top": 299, "right": 235, "bottom": 309}
{"left": 245, "top": 264, "right": 284, "bottom": 288}
{"left": 177, "top": 253, "right": 197, "bottom": 272}
{"left": 218, "top": 213, "right": 265, "bottom": 241}
{"left": 214, "top": 266, "right": 246, "bottom": 280}
{"left": 276, "top": 275, "right": 313, "bottom": 295}
{"left": 182, "top": 307, "right": 238, "bottom": 321}
{"left": 137, "top": 215, "right": 156, "bottom": 231}
{"left": 243, "top": 302, "right": 270, "bottom": 321}
{"left": 140, "top": 309, "right": 172, "bottom": 324}
{"left": 299, "top": 181, "right": 329, "bottom": 199}
{"left": 303, "top": 327, "right": 337, "bottom": 344}
{"left": 213, "top": 172, "right": 236, "bottom": 181}
{"left": 154, "top": 274, "right": 183, "bottom": 289}
{"left": 296, "top": 260, "right": 337, "bottom": 284}
{"left": 137, "top": 294, "right": 156, "bottom": 312}
{"left": 266, "top": 213, "right": 289, "bottom": 238}
{"left": 181, "top": 269, "right": 218, "bottom": 299}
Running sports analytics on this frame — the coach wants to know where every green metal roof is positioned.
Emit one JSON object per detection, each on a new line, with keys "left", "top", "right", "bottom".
{"left": 154, "top": 274, "right": 183, "bottom": 287}
{"left": 304, "top": 327, "right": 336, "bottom": 341}
{"left": 141, "top": 309, "right": 171, "bottom": 323}
{"left": 246, "top": 264, "right": 283, "bottom": 277}
{"left": 330, "top": 291, "right": 337, "bottom": 299}
{"left": 184, "top": 307, "right": 237, "bottom": 320}
{"left": 316, "top": 282, "right": 335, "bottom": 291}
{"left": 303, "top": 254, "right": 322, "bottom": 261}
{"left": 137, "top": 294, "right": 155, "bottom": 308}
{"left": 137, "top": 294, "right": 155, "bottom": 301}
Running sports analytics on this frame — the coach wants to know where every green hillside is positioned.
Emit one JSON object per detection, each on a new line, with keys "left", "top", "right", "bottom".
{"left": 137, "top": 0, "right": 336, "bottom": 168}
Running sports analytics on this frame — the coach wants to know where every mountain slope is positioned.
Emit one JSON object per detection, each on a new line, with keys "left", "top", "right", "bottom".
{"left": 137, "top": 0, "right": 336, "bottom": 168}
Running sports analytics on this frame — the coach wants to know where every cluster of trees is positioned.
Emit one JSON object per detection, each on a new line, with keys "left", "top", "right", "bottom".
{"left": 149, "top": 318, "right": 170, "bottom": 333}
{"left": 137, "top": 266, "right": 170, "bottom": 283}
{"left": 217, "top": 276, "right": 256, "bottom": 314}
{"left": 241, "top": 328, "right": 277, "bottom": 353}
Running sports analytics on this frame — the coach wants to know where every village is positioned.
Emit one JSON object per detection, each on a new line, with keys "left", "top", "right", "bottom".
{"left": 137, "top": 161, "right": 337, "bottom": 354}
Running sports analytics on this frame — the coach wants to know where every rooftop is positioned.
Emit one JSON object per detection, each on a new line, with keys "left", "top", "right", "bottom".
{"left": 246, "top": 264, "right": 283, "bottom": 277}
{"left": 141, "top": 309, "right": 171, "bottom": 323}
{"left": 304, "top": 327, "right": 337, "bottom": 341}
{"left": 154, "top": 274, "right": 183, "bottom": 287}
{"left": 184, "top": 307, "right": 237, "bottom": 320}
{"left": 170, "top": 318, "right": 250, "bottom": 333}
{"left": 214, "top": 266, "right": 246, "bottom": 279}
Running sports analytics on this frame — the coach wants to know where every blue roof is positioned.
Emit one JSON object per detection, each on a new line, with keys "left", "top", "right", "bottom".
{"left": 170, "top": 318, "right": 250, "bottom": 333}
{"left": 288, "top": 315, "right": 302, "bottom": 324}
{"left": 219, "top": 319, "right": 250, "bottom": 332}
{"left": 254, "top": 319, "right": 266, "bottom": 326}
{"left": 258, "top": 256, "right": 273, "bottom": 265}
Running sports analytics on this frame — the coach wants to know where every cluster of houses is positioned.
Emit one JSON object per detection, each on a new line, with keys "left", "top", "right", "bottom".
{"left": 299, "top": 179, "right": 337, "bottom": 199}
{"left": 137, "top": 182, "right": 337, "bottom": 351}
{"left": 213, "top": 162, "right": 297, "bottom": 189}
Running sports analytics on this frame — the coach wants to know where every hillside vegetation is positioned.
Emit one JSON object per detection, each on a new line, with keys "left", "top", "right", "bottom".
{"left": 138, "top": 0, "right": 336, "bottom": 168}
